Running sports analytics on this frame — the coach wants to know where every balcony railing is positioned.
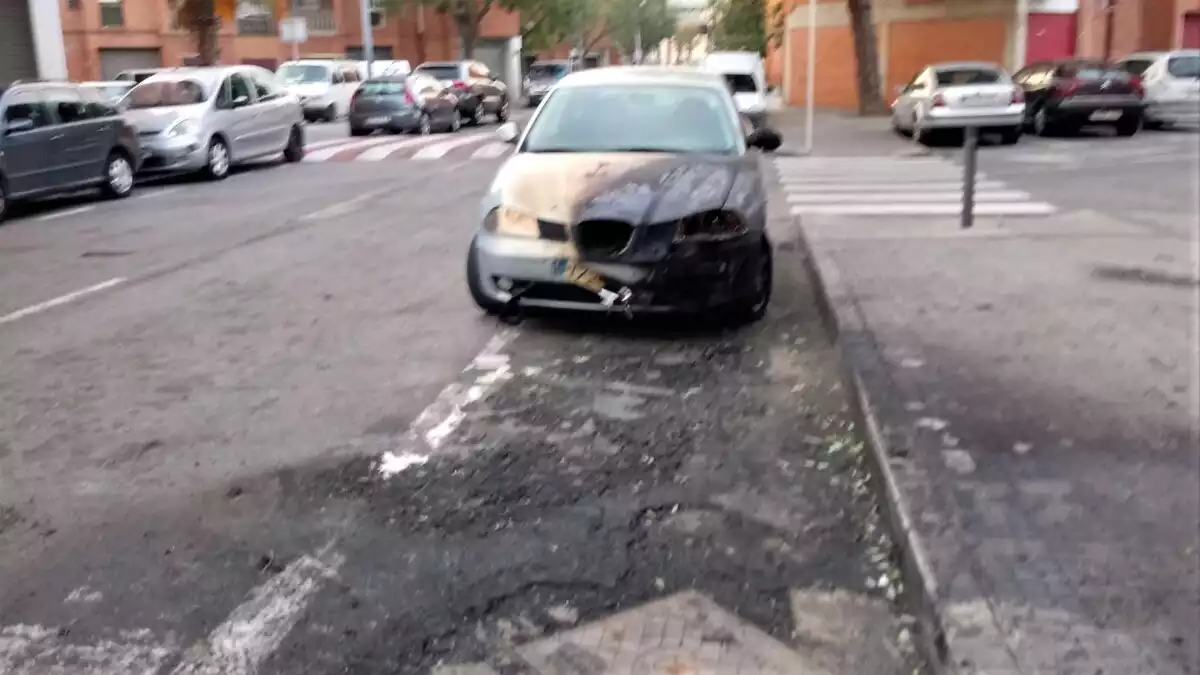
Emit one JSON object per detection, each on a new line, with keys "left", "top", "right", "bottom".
{"left": 237, "top": 13, "right": 275, "bottom": 35}
{"left": 295, "top": 8, "right": 336, "bottom": 34}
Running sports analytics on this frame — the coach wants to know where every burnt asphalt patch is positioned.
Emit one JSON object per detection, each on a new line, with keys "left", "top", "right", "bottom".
{"left": 255, "top": 241, "right": 914, "bottom": 674}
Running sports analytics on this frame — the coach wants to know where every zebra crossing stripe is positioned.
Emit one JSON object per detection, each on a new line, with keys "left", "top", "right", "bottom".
{"left": 303, "top": 137, "right": 397, "bottom": 162}
{"left": 782, "top": 181, "right": 1006, "bottom": 191}
{"left": 787, "top": 190, "right": 1030, "bottom": 203}
{"left": 790, "top": 202, "right": 1056, "bottom": 216}
{"left": 471, "top": 142, "right": 511, "bottom": 159}
{"left": 412, "top": 134, "right": 495, "bottom": 160}
{"left": 357, "top": 133, "right": 477, "bottom": 161}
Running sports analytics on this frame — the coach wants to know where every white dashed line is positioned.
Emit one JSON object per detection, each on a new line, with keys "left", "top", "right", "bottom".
{"left": 0, "top": 277, "right": 126, "bottom": 326}
{"left": 411, "top": 133, "right": 492, "bottom": 160}
{"left": 33, "top": 205, "right": 95, "bottom": 222}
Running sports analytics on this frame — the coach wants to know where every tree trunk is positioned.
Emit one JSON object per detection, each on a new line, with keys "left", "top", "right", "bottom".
{"left": 846, "top": 0, "right": 887, "bottom": 115}
{"left": 196, "top": 15, "right": 220, "bottom": 65}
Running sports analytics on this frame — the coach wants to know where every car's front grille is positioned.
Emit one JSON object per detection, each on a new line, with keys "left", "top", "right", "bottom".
{"left": 574, "top": 220, "right": 633, "bottom": 257}
{"left": 537, "top": 219, "right": 568, "bottom": 241}
{"left": 519, "top": 282, "right": 603, "bottom": 304}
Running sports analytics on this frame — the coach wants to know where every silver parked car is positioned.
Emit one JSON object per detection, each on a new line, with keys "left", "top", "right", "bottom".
{"left": 1116, "top": 50, "right": 1200, "bottom": 129}
{"left": 123, "top": 66, "right": 305, "bottom": 180}
{"left": 892, "top": 61, "right": 1025, "bottom": 144}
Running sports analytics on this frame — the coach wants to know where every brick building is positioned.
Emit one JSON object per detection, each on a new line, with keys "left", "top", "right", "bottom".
{"left": 1076, "top": 0, "right": 1200, "bottom": 58}
{"left": 57, "top": 0, "right": 524, "bottom": 84}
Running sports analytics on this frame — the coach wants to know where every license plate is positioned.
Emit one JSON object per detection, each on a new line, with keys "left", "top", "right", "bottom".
{"left": 1090, "top": 110, "right": 1122, "bottom": 121}
{"left": 366, "top": 116, "right": 389, "bottom": 125}
{"left": 552, "top": 259, "right": 606, "bottom": 293}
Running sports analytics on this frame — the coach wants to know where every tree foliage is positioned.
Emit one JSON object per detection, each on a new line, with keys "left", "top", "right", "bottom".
{"left": 174, "top": 0, "right": 286, "bottom": 65}
{"left": 378, "top": 0, "right": 500, "bottom": 58}
{"left": 707, "top": 0, "right": 765, "bottom": 53}
{"left": 604, "top": 0, "right": 676, "bottom": 60}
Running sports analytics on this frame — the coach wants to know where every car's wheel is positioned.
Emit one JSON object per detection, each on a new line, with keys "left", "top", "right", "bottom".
{"left": 283, "top": 126, "right": 304, "bottom": 163}
{"left": 1143, "top": 119, "right": 1165, "bottom": 130}
{"left": 323, "top": 103, "right": 337, "bottom": 123}
{"left": 730, "top": 240, "right": 772, "bottom": 325}
{"left": 467, "top": 236, "right": 505, "bottom": 315}
{"left": 0, "top": 180, "right": 9, "bottom": 224}
{"left": 447, "top": 111, "right": 461, "bottom": 133}
{"left": 999, "top": 126, "right": 1022, "bottom": 145}
{"left": 100, "top": 151, "right": 135, "bottom": 199}
{"left": 466, "top": 105, "right": 481, "bottom": 127}
{"left": 350, "top": 127, "right": 371, "bottom": 137}
{"left": 1116, "top": 114, "right": 1142, "bottom": 137}
{"left": 1033, "top": 107, "right": 1058, "bottom": 137}
{"left": 417, "top": 112, "right": 432, "bottom": 135}
{"left": 496, "top": 98, "right": 509, "bottom": 123}
{"left": 203, "top": 138, "right": 231, "bottom": 181}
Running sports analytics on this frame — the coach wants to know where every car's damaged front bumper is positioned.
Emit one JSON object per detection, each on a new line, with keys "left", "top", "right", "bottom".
{"left": 474, "top": 226, "right": 769, "bottom": 316}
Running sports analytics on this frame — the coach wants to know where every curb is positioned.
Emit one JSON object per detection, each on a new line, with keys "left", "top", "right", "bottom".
{"left": 791, "top": 221, "right": 1022, "bottom": 675}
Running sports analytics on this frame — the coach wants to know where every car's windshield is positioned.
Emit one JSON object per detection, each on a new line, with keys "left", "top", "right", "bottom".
{"left": 1167, "top": 55, "right": 1200, "bottom": 79}
{"left": 84, "top": 84, "right": 132, "bottom": 101}
{"left": 415, "top": 65, "right": 461, "bottom": 81}
{"left": 277, "top": 64, "right": 331, "bottom": 85}
{"left": 1059, "top": 63, "right": 1125, "bottom": 80}
{"left": 528, "top": 64, "right": 567, "bottom": 79}
{"left": 358, "top": 80, "right": 408, "bottom": 96}
{"left": 936, "top": 68, "right": 1003, "bottom": 86}
{"left": 521, "top": 84, "right": 739, "bottom": 155}
{"left": 723, "top": 73, "right": 759, "bottom": 93}
{"left": 125, "top": 79, "right": 208, "bottom": 108}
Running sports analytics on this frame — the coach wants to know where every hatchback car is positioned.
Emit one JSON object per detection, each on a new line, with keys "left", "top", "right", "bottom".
{"left": 1115, "top": 50, "right": 1200, "bottom": 129}
{"left": 1, "top": 81, "right": 141, "bottom": 223}
{"left": 523, "top": 60, "right": 571, "bottom": 107}
{"left": 1013, "top": 59, "right": 1144, "bottom": 136}
{"left": 348, "top": 74, "right": 461, "bottom": 135}
{"left": 891, "top": 61, "right": 1024, "bottom": 144}
{"left": 276, "top": 59, "right": 362, "bottom": 122}
{"left": 412, "top": 60, "right": 509, "bottom": 125}
{"left": 466, "top": 67, "right": 782, "bottom": 322}
{"left": 123, "top": 66, "right": 305, "bottom": 180}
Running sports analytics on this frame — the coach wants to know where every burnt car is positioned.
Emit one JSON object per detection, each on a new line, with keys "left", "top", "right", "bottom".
{"left": 465, "top": 67, "right": 783, "bottom": 322}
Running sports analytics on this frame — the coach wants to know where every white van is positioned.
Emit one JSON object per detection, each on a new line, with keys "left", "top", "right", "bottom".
{"left": 700, "top": 51, "right": 768, "bottom": 127}
{"left": 276, "top": 59, "right": 362, "bottom": 122}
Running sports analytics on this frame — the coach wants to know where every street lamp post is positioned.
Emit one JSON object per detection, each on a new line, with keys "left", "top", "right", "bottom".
{"left": 359, "top": 0, "right": 375, "bottom": 78}
{"left": 634, "top": 0, "right": 648, "bottom": 64}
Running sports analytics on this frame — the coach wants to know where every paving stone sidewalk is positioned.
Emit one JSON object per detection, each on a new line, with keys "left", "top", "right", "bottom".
{"left": 769, "top": 110, "right": 1200, "bottom": 675}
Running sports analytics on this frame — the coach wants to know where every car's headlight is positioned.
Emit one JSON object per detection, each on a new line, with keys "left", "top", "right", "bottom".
{"left": 166, "top": 118, "right": 197, "bottom": 138}
{"left": 483, "top": 206, "right": 540, "bottom": 238}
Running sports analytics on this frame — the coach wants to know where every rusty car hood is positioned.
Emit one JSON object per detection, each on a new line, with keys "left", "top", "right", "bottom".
{"left": 492, "top": 151, "right": 758, "bottom": 225}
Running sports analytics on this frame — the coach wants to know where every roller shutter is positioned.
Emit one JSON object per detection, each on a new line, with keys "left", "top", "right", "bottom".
{"left": 0, "top": 1, "right": 38, "bottom": 86}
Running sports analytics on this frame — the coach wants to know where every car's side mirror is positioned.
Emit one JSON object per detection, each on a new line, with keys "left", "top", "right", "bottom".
{"left": 496, "top": 121, "right": 521, "bottom": 144}
{"left": 231, "top": 95, "right": 250, "bottom": 108}
{"left": 4, "top": 118, "right": 35, "bottom": 135}
{"left": 746, "top": 127, "right": 782, "bottom": 153}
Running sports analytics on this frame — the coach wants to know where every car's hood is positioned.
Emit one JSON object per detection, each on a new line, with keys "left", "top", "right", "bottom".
{"left": 122, "top": 104, "right": 205, "bottom": 134}
{"left": 492, "top": 152, "right": 752, "bottom": 225}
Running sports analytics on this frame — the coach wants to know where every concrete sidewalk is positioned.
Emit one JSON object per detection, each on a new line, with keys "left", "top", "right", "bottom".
{"left": 769, "top": 110, "right": 1200, "bottom": 674}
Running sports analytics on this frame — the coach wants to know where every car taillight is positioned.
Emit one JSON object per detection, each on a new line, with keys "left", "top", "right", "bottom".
{"left": 1011, "top": 87, "right": 1024, "bottom": 104}
{"left": 404, "top": 88, "right": 414, "bottom": 105}
{"left": 931, "top": 92, "right": 946, "bottom": 108}
{"left": 1129, "top": 77, "right": 1145, "bottom": 97}
{"left": 451, "top": 80, "right": 468, "bottom": 89}
{"left": 1057, "top": 79, "right": 1080, "bottom": 97}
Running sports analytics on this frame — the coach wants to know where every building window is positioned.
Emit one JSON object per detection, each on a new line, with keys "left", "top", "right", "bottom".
{"left": 294, "top": 0, "right": 336, "bottom": 34}
{"left": 99, "top": 0, "right": 124, "bottom": 28}
{"left": 236, "top": 0, "right": 276, "bottom": 35}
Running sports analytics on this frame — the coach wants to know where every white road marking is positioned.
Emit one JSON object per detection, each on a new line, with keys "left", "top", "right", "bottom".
{"left": 411, "top": 133, "right": 492, "bottom": 160}
{"left": 778, "top": 169, "right": 973, "bottom": 180}
{"left": 34, "top": 205, "right": 95, "bottom": 222}
{"left": 302, "top": 136, "right": 396, "bottom": 162}
{"left": 377, "top": 329, "right": 517, "bottom": 477}
{"left": 781, "top": 181, "right": 1006, "bottom": 191}
{"left": 137, "top": 187, "right": 181, "bottom": 200}
{"left": 790, "top": 202, "right": 1056, "bottom": 216}
{"left": 358, "top": 132, "right": 481, "bottom": 161}
{"left": 299, "top": 186, "right": 392, "bottom": 221}
{"left": 788, "top": 190, "right": 1030, "bottom": 203}
{"left": 304, "top": 137, "right": 362, "bottom": 152}
{"left": 0, "top": 624, "right": 173, "bottom": 674}
{"left": 0, "top": 277, "right": 126, "bottom": 326}
{"left": 171, "top": 545, "right": 344, "bottom": 675}
{"left": 470, "top": 142, "right": 511, "bottom": 159}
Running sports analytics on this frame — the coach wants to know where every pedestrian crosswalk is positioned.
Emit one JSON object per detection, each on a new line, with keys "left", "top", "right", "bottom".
{"left": 302, "top": 131, "right": 512, "bottom": 163}
{"left": 774, "top": 155, "right": 1057, "bottom": 217}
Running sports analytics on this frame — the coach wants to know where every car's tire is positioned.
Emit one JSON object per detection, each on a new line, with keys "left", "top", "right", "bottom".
{"left": 1033, "top": 107, "right": 1057, "bottom": 137}
{"left": 466, "top": 105, "right": 481, "bottom": 127}
{"left": 0, "top": 180, "right": 9, "bottom": 224}
{"left": 1143, "top": 119, "right": 1165, "bottom": 130}
{"left": 350, "top": 127, "right": 371, "bottom": 137}
{"left": 203, "top": 138, "right": 231, "bottom": 181}
{"left": 323, "top": 103, "right": 337, "bottom": 123}
{"left": 999, "top": 126, "right": 1022, "bottom": 145}
{"left": 730, "top": 239, "right": 772, "bottom": 325}
{"left": 416, "top": 112, "right": 432, "bottom": 135}
{"left": 496, "top": 98, "right": 509, "bottom": 123}
{"left": 1116, "top": 114, "right": 1142, "bottom": 137}
{"left": 283, "top": 126, "right": 305, "bottom": 163}
{"left": 100, "top": 150, "right": 135, "bottom": 199}
{"left": 467, "top": 236, "right": 505, "bottom": 315}
{"left": 447, "top": 111, "right": 461, "bottom": 133}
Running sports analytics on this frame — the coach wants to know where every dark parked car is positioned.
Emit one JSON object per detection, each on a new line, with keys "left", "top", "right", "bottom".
{"left": 523, "top": 60, "right": 571, "bottom": 107}
{"left": 0, "top": 81, "right": 141, "bottom": 223}
{"left": 411, "top": 60, "right": 509, "bottom": 126}
{"left": 348, "top": 74, "right": 461, "bottom": 136}
{"left": 1013, "top": 59, "right": 1145, "bottom": 136}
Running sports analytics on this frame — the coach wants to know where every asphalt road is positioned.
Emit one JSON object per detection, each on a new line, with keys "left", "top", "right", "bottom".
{"left": 0, "top": 120, "right": 912, "bottom": 674}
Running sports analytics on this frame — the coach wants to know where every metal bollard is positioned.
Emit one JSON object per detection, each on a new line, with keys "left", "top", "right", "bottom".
{"left": 961, "top": 126, "right": 979, "bottom": 229}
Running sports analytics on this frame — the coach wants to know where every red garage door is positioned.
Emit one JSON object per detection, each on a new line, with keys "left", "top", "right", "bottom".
{"left": 1184, "top": 12, "right": 1200, "bottom": 48}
